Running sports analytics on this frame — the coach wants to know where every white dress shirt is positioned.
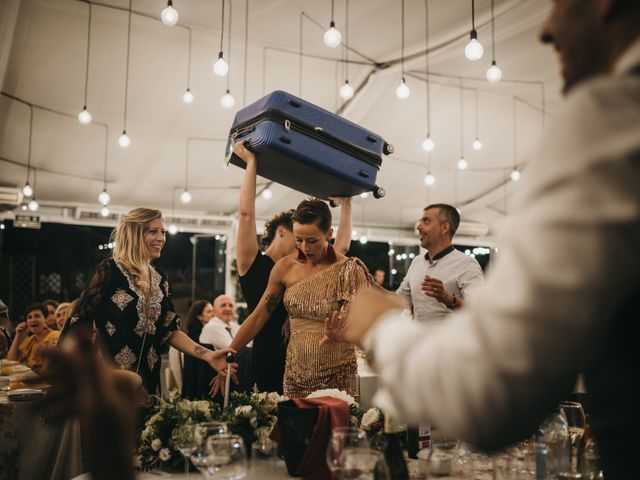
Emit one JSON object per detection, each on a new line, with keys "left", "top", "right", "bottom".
{"left": 365, "top": 39, "right": 640, "bottom": 459}
{"left": 199, "top": 317, "right": 252, "bottom": 350}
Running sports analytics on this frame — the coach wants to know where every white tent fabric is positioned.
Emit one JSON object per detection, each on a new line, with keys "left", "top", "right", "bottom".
{"left": 0, "top": 0, "right": 561, "bottom": 241}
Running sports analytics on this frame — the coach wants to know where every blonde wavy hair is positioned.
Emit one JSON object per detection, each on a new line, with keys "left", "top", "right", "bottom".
{"left": 110, "top": 207, "right": 163, "bottom": 292}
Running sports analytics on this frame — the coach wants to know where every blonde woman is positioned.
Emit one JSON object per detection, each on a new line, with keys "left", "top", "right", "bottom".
{"left": 61, "top": 208, "right": 232, "bottom": 403}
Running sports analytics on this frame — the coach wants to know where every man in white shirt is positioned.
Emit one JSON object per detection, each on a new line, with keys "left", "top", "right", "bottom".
{"left": 344, "top": 1, "right": 640, "bottom": 478}
{"left": 200, "top": 295, "right": 252, "bottom": 350}
{"left": 397, "top": 204, "right": 484, "bottom": 324}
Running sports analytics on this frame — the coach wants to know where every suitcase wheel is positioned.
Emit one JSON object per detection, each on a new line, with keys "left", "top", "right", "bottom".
{"left": 383, "top": 143, "right": 394, "bottom": 155}
{"left": 373, "top": 187, "right": 386, "bottom": 199}
{"left": 329, "top": 199, "right": 339, "bottom": 208}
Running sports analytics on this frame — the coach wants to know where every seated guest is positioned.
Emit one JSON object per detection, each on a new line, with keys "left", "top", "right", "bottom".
{"left": 6, "top": 302, "right": 60, "bottom": 372}
{"left": 185, "top": 299, "right": 214, "bottom": 342}
{"left": 373, "top": 268, "right": 386, "bottom": 288}
{"left": 42, "top": 299, "right": 59, "bottom": 330}
{"left": 200, "top": 294, "right": 252, "bottom": 350}
{"left": 54, "top": 302, "right": 71, "bottom": 331}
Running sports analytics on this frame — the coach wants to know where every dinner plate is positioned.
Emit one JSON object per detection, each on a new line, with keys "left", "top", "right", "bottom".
{"left": 7, "top": 388, "right": 44, "bottom": 401}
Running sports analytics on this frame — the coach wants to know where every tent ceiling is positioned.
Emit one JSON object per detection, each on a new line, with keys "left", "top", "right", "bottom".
{"left": 0, "top": 0, "right": 561, "bottom": 237}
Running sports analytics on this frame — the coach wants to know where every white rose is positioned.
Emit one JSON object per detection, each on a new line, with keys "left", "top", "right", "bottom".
{"left": 159, "top": 448, "right": 171, "bottom": 462}
{"left": 361, "top": 408, "right": 380, "bottom": 430}
{"left": 151, "top": 438, "right": 162, "bottom": 451}
{"left": 307, "top": 389, "right": 358, "bottom": 407}
{"left": 268, "top": 392, "right": 288, "bottom": 403}
{"left": 235, "top": 405, "right": 253, "bottom": 416}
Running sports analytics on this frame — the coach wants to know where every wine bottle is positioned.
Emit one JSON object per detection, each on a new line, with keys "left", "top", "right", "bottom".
{"left": 407, "top": 424, "right": 431, "bottom": 459}
{"left": 383, "top": 414, "right": 409, "bottom": 480}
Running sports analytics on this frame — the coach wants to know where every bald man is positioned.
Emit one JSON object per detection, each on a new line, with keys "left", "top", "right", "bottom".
{"left": 199, "top": 295, "right": 252, "bottom": 350}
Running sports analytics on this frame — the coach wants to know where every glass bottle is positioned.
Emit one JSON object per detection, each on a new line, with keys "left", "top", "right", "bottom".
{"left": 383, "top": 414, "right": 409, "bottom": 480}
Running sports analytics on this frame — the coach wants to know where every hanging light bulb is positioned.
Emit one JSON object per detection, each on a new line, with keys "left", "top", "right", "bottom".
{"left": 22, "top": 183, "right": 33, "bottom": 198}
{"left": 78, "top": 107, "right": 92, "bottom": 125}
{"left": 183, "top": 88, "right": 194, "bottom": 104}
{"left": 261, "top": 188, "right": 273, "bottom": 200}
{"left": 180, "top": 189, "right": 192, "bottom": 204}
{"left": 161, "top": 0, "right": 179, "bottom": 26}
{"left": 118, "top": 131, "right": 130, "bottom": 148}
{"left": 464, "top": 31, "right": 483, "bottom": 61}
{"left": 213, "top": 52, "right": 229, "bottom": 76}
{"left": 457, "top": 157, "right": 469, "bottom": 170}
{"left": 21, "top": 204, "right": 28, "bottom": 211}
{"left": 28, "top": 198, "right": 39, "bottom": 211}
{"left": 98, "top": 189, "right": 111, "bottom": 206}
{"left": 510, "top": 168, "right": 521, "bottom": 181}
{"left": 220, "top": 90, "right": 236, "bottom": 109}
{"left": 359, "top": 235, "right": 368, "bottom": 244}
{"left": 323, "top": 21, "right": 342, "bottom": 48}
{"left": 424, "top": 173, "right": 436, "bottom": 186}
{"left": 486, "top": 61, "right": 503, "bottom": 82}
{"left": 168, "top": 223, "right": 178, "bottom": 235}
{"left": 351, "top": 229, "right": 358, "bottom": 239}
{"left": 360, "top": 192, "right": 369, "bottom": 199}
{"left": 422, "top": 135, "right": 435, "bottom": 152}
{"left": 472, "top": 138, "right": 483, "bottom": 150}
{"left": 100, "top": 205, "right": 110, "bottom": 217}
{"left": 396, "top": 77, "right": 410, "bottom": 99}
{"left": 339, "top": 80, "right": 354, "bottom": 100}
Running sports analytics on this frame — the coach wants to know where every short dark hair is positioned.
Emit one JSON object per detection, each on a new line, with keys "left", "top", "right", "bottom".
{"left": 262, "top": 210, "right": 294, "bottom": 247}
{"left": 424, "top": 203, "right": 460, "bottom": 238}
{"left": 24, "top": 302, "right": 48, "bottom": 320}
{"left": 292, "top": 198, "right": 332, "bottom": 232}
{"left": 43, "top": 299, "right": 59, "bottom": 311}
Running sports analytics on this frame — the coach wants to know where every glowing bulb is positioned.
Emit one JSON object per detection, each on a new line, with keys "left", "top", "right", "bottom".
{"left": 213, "top": 52, "right": 229, "bottom": 76}
{"left": 473, "top": 138, "right": 483, "bottom": 150}
{"left": 510, "top": 168, "right": 521, "bottom": 181}
{"left": 261, "top": 188, "right": 273, "bottom": 200}
{"left": 100, "top": 206, "right": 110, "bottom": 217}
{"left": 21, "top": 204, "right": 27, "bottom": 211}
{"left": 323, "top": 22, "right": 342, "bottom": 48}
{"left": 422, "top": 136, "right": 435, "bottom": 152}
{"left": 220, "top": 90, "right": 235, "bottom": 109}
{"left": 22, "top": 183, "right": 33, "bottom": 198}
{"left": 360, "top": 192, "right": 369, "bottom": 199}
{"left": 160, "top": 2, "right": 179, "bottom": 26}
{"left": 486, "top": 61, "right": 503, "bottom": 82}
{"left": 424, "top": 173, "right": 436, "bottom": 186}
{"left": 351, "top": 229, "right": 358, "bottom": 239}
{"left": 180, "top": 190, "right": 192, "bottom": 204}
{"left": 457, "top": 157, "right": 469, "bottom": 170}
{"left": 78, "top": 107, "right": 92, "bottom": 125}
{"left": 118, "top": 131, "right": 130, "bottom": 148}
{"left": 168, "top": 223, "right": 178, "bottom": 235}
{"left": 359, "top": 235, "right": 368, "bottom": 244}
{"left": 339, "top": 81, "right": 354, "bottom": 100}
{"left": 183, "top": 89, "right": 194, "bottom": 103}
{"left": 396, "top": 78, "right": 410, "bottom": 99}
{"left": 464, "top": 31, "right": 484, "bottom": 61}
{"left": 28, "top": 199, "right": 39, "bottom": 211}
{"left": 98, "top": 189, "right": 111, "bottom": 206}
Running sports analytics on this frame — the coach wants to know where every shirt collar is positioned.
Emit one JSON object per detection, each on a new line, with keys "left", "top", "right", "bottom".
{"left": 425, "top": 244, "right": 455, "bottom": 263}
{"left": 614, "top": 37, "right": 640, "bottom": 76}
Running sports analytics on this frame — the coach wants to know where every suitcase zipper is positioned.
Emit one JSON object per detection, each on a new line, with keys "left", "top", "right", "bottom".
{"left": 231, "top": 110, "right": 382, "bottom": 167}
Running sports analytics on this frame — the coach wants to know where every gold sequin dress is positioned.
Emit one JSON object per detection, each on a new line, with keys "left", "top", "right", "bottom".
{"left": 283, "top": 257, "right": 372, "bottom": 398}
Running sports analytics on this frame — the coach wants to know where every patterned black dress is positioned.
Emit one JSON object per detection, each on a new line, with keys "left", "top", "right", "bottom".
{"left": 62, "top": 258, "right": 181, "bottom": 403}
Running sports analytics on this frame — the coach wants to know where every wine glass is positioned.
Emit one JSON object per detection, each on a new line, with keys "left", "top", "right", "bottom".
{"left": 190, "top": 421, "right": 228, "bottom": 477}
{"left": 339, "top": 447, "right": 390, "bottom": 480}
{"left": 559, "top": 401, "right": 586, "bottom": 471}
{"left": 206, "top": 433, "right": 248, "bottom": 480}
{"left": 173, "top": 421, "right": 198, "bottom": 476}
{"left": 326, "top": 427, "right": 369, "bottom": 477}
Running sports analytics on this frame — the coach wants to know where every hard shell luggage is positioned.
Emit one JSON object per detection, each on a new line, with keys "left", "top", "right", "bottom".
{"left": 225, "top": 90, "right": 392, "bottom": 200}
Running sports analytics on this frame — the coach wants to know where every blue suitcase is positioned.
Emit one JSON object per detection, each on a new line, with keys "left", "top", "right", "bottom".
{"left": 225, "top": 90, "right": 392, "bottom": 200}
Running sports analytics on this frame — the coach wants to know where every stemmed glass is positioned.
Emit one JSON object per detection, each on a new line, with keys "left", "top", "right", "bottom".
{"left": 206, "top": 433, "right": 248, "bottom": 480}
{"left": 190, "top": 421, "right": 229, "bottom": 477}
{"left": 559, "top": 401, "right": 586, "bottom": 471}
{"left": 326, "top": 427, "right": 369, "bottom": 478}
{"left": 173, "top": 421, "right": 198, "bottom": 476}
{"left": 339, "top": 447, "right": 390, "bottom": 480}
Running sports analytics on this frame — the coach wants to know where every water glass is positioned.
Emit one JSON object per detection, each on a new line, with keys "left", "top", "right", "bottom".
{"left": 421, "top": 441, "right": 475, "bottom": 478}
{"left": 190, "top": 421, "right": 228, "bottom": 476}
{"left": 173, "top": 422, "right": 198, "bottom": 475}
{"left": 559, "top": 401, "right": 586, "bottom": 471}
{"left": 206, "top": 433, "right": 248, "bottom": 480}
{"left": 339, "top": 447, "right": 390, "bottom": 480}
{"left": 326, "top": 427, "right": 369, "bottom": 476}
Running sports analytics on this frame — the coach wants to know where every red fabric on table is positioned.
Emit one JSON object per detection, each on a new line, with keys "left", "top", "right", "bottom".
{"left": 292, "top": 396, "right": 350, "bottom": 480}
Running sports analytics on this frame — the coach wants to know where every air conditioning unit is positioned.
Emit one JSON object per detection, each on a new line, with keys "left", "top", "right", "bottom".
{"left": 0, "top": 187, "right": 21, "bottom": 211}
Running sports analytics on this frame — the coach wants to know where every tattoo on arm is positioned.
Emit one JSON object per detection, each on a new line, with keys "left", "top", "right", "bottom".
{"left": 265, "top": 293, "right": 282, "bottom": 314}
{"left": 193, "top": 345, "right": 207, "bottom": 358}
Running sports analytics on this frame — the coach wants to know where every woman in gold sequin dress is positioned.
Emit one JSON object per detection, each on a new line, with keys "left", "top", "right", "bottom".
{"left": 225, "top": 199, "right": 373, "bottom": 398}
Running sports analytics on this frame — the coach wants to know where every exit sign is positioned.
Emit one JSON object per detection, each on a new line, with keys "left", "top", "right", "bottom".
{"left": 14, "top": 214, "right": 41, "bottom": 229}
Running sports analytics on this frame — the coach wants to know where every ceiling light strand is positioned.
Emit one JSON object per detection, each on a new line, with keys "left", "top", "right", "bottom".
{"left": 79, "top": 2, "right": 93, "bottom": 125}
